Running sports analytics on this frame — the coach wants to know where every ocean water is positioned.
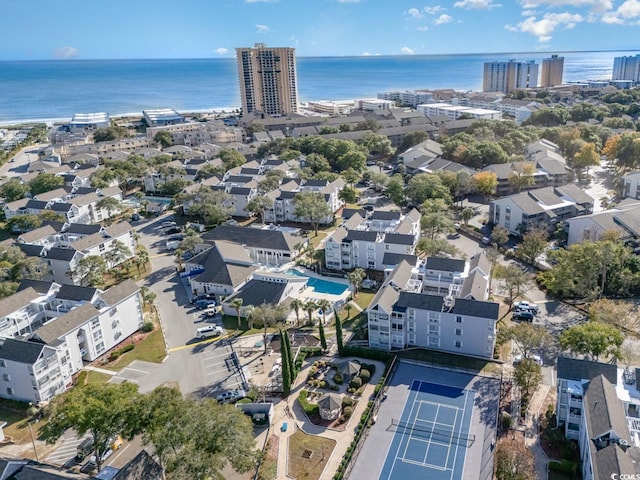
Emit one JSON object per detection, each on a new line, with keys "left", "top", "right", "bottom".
{"left": 0, "top": 50, "right": 637, "bottom": 124}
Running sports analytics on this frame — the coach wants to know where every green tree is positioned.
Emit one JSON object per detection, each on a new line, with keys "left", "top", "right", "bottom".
{"left": 318, "top": 319, "right": 327, "bottom": 350}
{"left": 293, "top": 191, "right": 332, "bottom": 236}
{"left": 305, "top": 153, "right": 331, "bottom": 173}
{"left": 229, "top": 298, "right": 244, "bottom": 329}
{"left": 38, "top": 210, "right": 65, "bottom": 223}
{"left": 0, "top": 179, "right": 29, "bottom": 202}
{"left": 348, "top": 268, "right": 366, "bottom": 298}
{"left": 397, "top": 131, "right": 429, "bottom": 155}
{"left": 290, "top": 298, "right": 303, "bottom": 326}
{"left": 281, "top": 329, "right": 291, "bottom": 395}
{"left": 282, "top": 329, "right": 295, "bottom": 380}
{"left": 514, "top": 358, "right": 542, "bottom": 412}
{"left": 518, "top": 228, "right": 548, "bottom": 265}
{"left": 573, "top": 142, "right": 600, "bottom": 176}
{"left": 508, "top": 163, "right": 536, "bottom": 193}
{"left": 494, "top": 264, "right": 529, "bottom": 306}
{"left": 369, "top": 172, "right": 388, "bottom": 192}
{"left": 491, "top": 225, "right": 510, "bottom": 247}
{"left": 251, "top": 303, "right": 288, "bottom": 354}
{"left": 96, "top": 196, "right": 122, "bottom": 220}
{"left": 42, "top": 383, "right": 143, "bottom": 473}
{"left": 134, "top": 246, "right": 150, "bottom": 274}
{"left": 334, "top": 309, "right": 344, "bottom": 356}
{"left": 494, "top": 440, "right": 536, "bottom": 480}
{"left": 246, "top": 195, "right": 274, "bottom": 223}
{"left": 93, "top": 126, "right": 129, "bottom": 142}
{"left": 72, "top": 255, "right": 107, "bottom": 287}
{"left": 317, "top": 298, "right": 331, "bottom": 326}
{"left": 28, "top": 173, "right": 64, "bottom": 195}
{"left": 104, "top": 239, "right": 132, "bottom": 269}
{"left": 460, "top": 207, "right": 474, "bottom": 227}
{"left": 416, "top": 238, "right": 460, "bottom": 258}
{"left": 182, "top": 187, "right": 233, "bottom": 226}
{"left": 505, "top": 323, "right": 553, "bottom": 360}
{"left": 153, "top": 130, "right": 173, "bottom": 148}
{"left": 219, "top": 148, "right": 246, "bottom": 170}
{"left": 7, "top": 214, "right": 42, "bottom": 233}
{"left": 361, "top": 132, "right": 394, "bottom": 158}
{"left": 341, "top": 168, "right": 361, "bottom": 187}
{"left": 385, "top": 174, "right": 405, "bottom": 206}
{"left": 177, "top": 233, "right": 202, "bottom": 258}
{"left": 406, "top": 174, "right": 452, "bottom": 205}
{"left": 339, "top": 186, "right": 359, "bottom": 204}
{"left": 559, "top": 321, "right": 624, "bottom": 361}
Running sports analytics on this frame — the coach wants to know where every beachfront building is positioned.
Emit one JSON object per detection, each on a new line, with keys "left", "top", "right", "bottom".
{"left": 68, "top": 112, "right": 110, "bottom": 134}
{"left": 613, "top": 54, "right": 640, "bottom": 83}
{"left": 483, "top": 60, "right": 539, "bottom": 93}
{"left": 357, "top": 99, "right": 395, "bottom": 111}
{"left": 146, "top": 122, "right": 243, "bottom": 147}
{"left": 540, "top": 55, "right": 564, "bottom": 88}
{"left": 366, "top": 261, "right": 499, "bottom": 358}
{"left": 416, "top": 103, "right": 502, "bottom": 121}
{"left": 143, "top": 108, "right": 185, "bottom": 126}
{"left": 236, "top": 44, "right": 299, "bottom": 117}
{"left": 555, "top": 357, "right": 640, "bottom": 479}
{"left": 377, "top": 90, "right": 435, "bottom": 108}
{"left": 489, "top": 184, "right": 594, "bottom": 236}
{"left": 0, "top": 279, "right": 143, "bottom": 403}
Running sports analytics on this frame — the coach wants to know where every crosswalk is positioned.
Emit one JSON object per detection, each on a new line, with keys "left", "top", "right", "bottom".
{"left": 45, "top": 433, "right": 91, "bottom": 466}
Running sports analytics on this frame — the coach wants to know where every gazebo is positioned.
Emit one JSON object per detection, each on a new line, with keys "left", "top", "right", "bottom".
{"left": 337, "top": 360, "right": 361, "bottom": 381}
{"left": 317, "top": 393, "right": 342, "bottom": 420}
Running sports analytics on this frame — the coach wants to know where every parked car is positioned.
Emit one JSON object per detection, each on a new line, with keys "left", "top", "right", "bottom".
{"left": 513, "top": 301, "right": 539, "bottom": 314}
{"left": 130, "top": 213, "right": 140, "bottom": 222}
{"left": 165, "top": 226, "right": 182, "bottom": 235}
{"left": 75, "top": 437, "right": 94, "bottom": 461}
{"left": 481, "top": 236, "right": 491, "bottom": 245}
{"left": 513, "top": 354, "right": 543, "bottom": 366}
{"left": 513, "top": 310, "right": 534, "bottom": 322}
{"left": 195, "top": 299, "right": 217, "bottom": 309}
{"left": 161, "top": 221, "right": 177, "bottom": 228}
{"left": 196, "top": 325, "right": 223, "bottom": 339}
{"left": 216, "top": 389, "right": 246, "bottom": 403}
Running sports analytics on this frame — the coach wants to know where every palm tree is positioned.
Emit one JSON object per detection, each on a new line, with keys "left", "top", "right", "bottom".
{"left": 303, "top": 300, "right": 318, "bottom": 326}
{"left": 317, "top": 298, "right": 331, "bottom": 326}
{"left": 135, "top": 247, "right": 149, "bottom": 274}
{"left": 347, "top": 268, "right": 366, "bottom": 298}
{"left": 229, "top": 298, "right": 244, "bottom": 329}
{"left": 290, "top": 298, "right": 303, "bottom": 326}
{"left": 140, "top": 286, "right": 156, "bottom": 307}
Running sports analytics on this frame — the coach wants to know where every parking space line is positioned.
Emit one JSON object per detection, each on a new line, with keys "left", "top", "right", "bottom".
{"left": 113, "top": 376, "right": 139, "bottom": 384}
{"left": 201, "top": 351, "right": 233, "bottom": 361}
{"left": 121, "top": 367, "right": 149, "bottom": 375}
{"left": 167, "top": 334, "right": 230, "bottom": 353}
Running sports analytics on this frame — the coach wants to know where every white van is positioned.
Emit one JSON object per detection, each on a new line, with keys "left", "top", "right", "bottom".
{"left": 196, "top": 325, "right": 223, "bottom": 339}
{"left": 203, "top": 305, "right": 220, "bottom": 317}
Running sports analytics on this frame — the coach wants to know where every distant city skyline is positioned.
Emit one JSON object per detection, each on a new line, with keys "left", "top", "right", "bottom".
{"left": 1, "top": 0, "right": 640, "bottom": 61}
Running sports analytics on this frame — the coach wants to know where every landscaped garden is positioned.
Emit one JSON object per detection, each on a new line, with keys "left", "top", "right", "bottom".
{"left": 287, "top": 430, "right": 335, "bottom": 480}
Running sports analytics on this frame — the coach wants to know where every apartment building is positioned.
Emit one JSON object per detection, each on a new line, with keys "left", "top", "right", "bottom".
{"left": 324, "top": 209, "right": 421, "bottom": 271}
{"left": 564, "top": 200, "right": 640, "bottom": 246}
{"left": 416, "top": 103, "right": 502, "bottom": 121}
{"left": 540, "top": 55, "right": 564, "bottom": 88}
{"left": 483, "top": 60, "right": 539, "bottom": 93}
{"left": 236, "top": 44, "right": 298, "bottom": 116}
{"left": 623, "top": 171, "right": 640, "bottom": 200}
{"left": 556, "top": 357, "right": 640, "bottom": 480}
{"left": 0, "top": 279, "right": 142, "bottom": 403}
{"left": 68, "top": 112, "right": 110, "bottom": 134}
{"left": 489, "top": 184, "right": 594, "bottom": 236}
{"left": 613, "top": 54, "right": 640, "bottom": 83}
{"left": 366, "top": 261, "right": 498, "bottom": 358}
{"left": 482, "top": 158, "right": 570, "bottom": 196}
{"left": 146, "top": 122, "right": 243, "bottom": 147}
{"left": 143, "top": 108, "right": 185, "bottom": 126}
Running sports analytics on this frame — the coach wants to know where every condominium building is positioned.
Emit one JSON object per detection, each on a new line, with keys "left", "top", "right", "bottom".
{"left": 483, "top": 60, "right": 539, "bottom": 93}
{"left": 613, "top": 54, "right": 640, "bottom": 82}
{"left": 540, "top": 55, "right": 564, "bottom": 88}
{"left": 236, "top": 43, "right": 298, "bottom": 117}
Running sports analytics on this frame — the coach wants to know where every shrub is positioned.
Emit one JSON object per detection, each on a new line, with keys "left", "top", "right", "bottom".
{"left": 121, "top": 344, "right": 135, "bottom": 353}
{"left": 141, "top": 321, "right": 154, "bottom": 332}
{"left": 333, "top": 373, "right": 343, "bottom": 384}
{"left": 342, "top": 396, "right": 354, "bottom": 407}
{"left": 340, "top": 346, "right": 390, "bottom": 362}
{"left": 361, "top": 363, "right": 376, "bottom": 377}
{"left": 109, "top": 351, "right": 121, "bottom": 361}
{"left": 548, "top": 460, "right": 577, "bottom": 476}
{"left": 359, "top": 369, "right": 370, "bottom": 383}
{"left": 319, "top": 381, "right": 327, "bottom": 389}
{"left": 246, "top": 387, "right": 258, "bottom": 402}
{"left": 301, "top": 346, "right": 322, "bottom": 357}
{"left": 343, "top": 406, "right": 353, "bottom": 418}
{"left": 331, "top": 384, "right": 339, "bottom": 391}
{"left": 501, "top": 412, "right": 513, "bottom": 432}
{"left": 348, "top": 387, "right": 356, "bottom": 394}
{"left": 236, "top": 398, "right": 252, "bottom": 404}
{"left": 349, "top": 377, "right": 362, "bottom": 389}
{"left": 298, "top": 390, "right": 319, "bottom": 416}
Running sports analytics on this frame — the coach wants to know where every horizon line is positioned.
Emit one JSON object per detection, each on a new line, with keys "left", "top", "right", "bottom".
{"left": 2, "top": 48, "right": 640, "bottom": 62}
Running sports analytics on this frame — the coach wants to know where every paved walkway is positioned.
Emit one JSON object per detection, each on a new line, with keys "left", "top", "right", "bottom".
{"left": 270, "top": 356, "right": 384, "bottom": 480}
{"left": 84, "top": 365, "right": 117, "bottom": 376}
{"left": 524, "top": 385, "right": 550, "bottom": 480}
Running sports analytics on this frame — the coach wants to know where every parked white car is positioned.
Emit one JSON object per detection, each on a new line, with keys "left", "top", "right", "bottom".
{"left": 216, "top": 389, "right": 246, "bottom": 403}
{"left": 513, "top": 354, "right": 543, "bottom": 366}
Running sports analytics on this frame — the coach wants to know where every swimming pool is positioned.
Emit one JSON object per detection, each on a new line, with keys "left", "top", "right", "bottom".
{"left": 285, "top": 269, "right": 349, "bottom": 296}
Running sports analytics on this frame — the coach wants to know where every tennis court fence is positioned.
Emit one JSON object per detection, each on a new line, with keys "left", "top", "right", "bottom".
{"left": 390, "top": 418, "right": 476, "bottom": 448}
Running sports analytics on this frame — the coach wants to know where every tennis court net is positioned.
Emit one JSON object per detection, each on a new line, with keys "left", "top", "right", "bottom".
{"left": 390, "top": 418, "right": 475, "bottom": 447}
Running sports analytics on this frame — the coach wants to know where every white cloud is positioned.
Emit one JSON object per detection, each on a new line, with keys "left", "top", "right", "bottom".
{"left": 434, "top": 13, "right": 453, "bottom": 24}
{"left": 406, "top": 7, "right": 424, "bottom": 18}
{"left": 602, "top": 0, "right": 640, "bottom": 23}
{"left": 256, "top": 24, "right": 270, "bottom": 33}
{"left": 53, "top": 46, "right": 79, "bottom": 59}
{"left": 362, "top": 52, "right": 382, "bottom": 56}
{"left": 424, "top": 5, "right": 445, "bottom": 14}
{"left": 215, "top": 48, "right": 229, "bottom": 55}
{"left": 522, "top": 9, "right": 537, "bottom": 15}
{"left": 401, "top": 46, "right": 415, "bottom": 54}
{"left": 519, "top": 0, "right": 612, "bottom": 13}
{"left": 514, "top": 12, "right": 583, "bottom": 41}
{"left": 454, "top": 0, "right": 501, "bottom": 9}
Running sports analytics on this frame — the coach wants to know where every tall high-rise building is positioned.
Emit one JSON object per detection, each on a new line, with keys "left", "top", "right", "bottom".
{"left": 540, "top": 54, "right": 564, "bottom": 87}
{"left": 612, "top": 54, "right": 640, "bottom": 82}
{"left": 236, "top": 43, "right": 298, "bottom": 117}
{"left": 483, "top": 59, "right": 539, "bottom": 93}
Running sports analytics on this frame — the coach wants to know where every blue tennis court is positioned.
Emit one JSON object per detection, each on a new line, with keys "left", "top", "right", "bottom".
{"left": 379, "top": 380, "right": 475, "bottom": 480}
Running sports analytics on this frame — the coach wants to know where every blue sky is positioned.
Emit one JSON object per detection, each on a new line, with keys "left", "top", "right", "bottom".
{"left": 1, "top": 0, "right": 639, "bottom": 60}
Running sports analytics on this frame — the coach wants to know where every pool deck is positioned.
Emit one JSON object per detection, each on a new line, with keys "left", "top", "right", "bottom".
{"left": 267, "top": 265, "right": 352, "bottom": 307}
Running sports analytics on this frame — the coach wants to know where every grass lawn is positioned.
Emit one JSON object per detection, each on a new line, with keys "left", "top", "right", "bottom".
{"left": 287, "top": 430, "right": 336, "bottom": 480}
{"left": 309, "top": 232, "right": 327, "bottom": 249}
{"left": 86, "top": 370, "right": 112, "bottom": 384}
{"left": 104, "top": 328, "right": 166, "bottom": 372}
{"left": 221, "top": 315, "right": 280, "bottom": 338}
{"left": 398, "top": 348, "right": 503, "bottom": 378}
{"left": 352, "top": 292, "right": 374, "bottom": 311}
{"left": 0, "top": 407, "right": 49, "bottom": 444}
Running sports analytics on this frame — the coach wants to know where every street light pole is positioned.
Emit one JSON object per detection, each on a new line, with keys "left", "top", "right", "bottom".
{"left": 28, "top": 421, "right": 39, "bottom": 462}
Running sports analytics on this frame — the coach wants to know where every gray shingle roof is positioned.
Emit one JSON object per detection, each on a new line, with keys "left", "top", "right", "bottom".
{"left": 17, "top": 279, "right": 55, "bottom": 294}
{"left": 57, "top": 284, "right": 98, "bottom": 302}
{"left": 100, "top": 279, "right": 140, "bottom": 305}
{"left": 384, "top": 233, "right": 415, "bottom": 246}
{"left": 371, "top": 210, "right": 401, "bottom": 221}
{"left": 451, "top": 297, "right": 499, "bottom": 319}
{"left": 34, "top": 303, "right": 100, "bottom": 344}
{"left": 0, "top": 287, "right": 40, "bottom": 319}
{"left": 226, "top": 280, "right": 288, "bottom": 307}
{"left": 113, "top": 450, "right": 163, "bottom": 480}
{"left": 425, "top": 257, "right": 466, "bottom": 272}
{"left": 202, "top": 225, "right": 298, "bottom": 253}
{"left": 382, "top": 253, "right": 418, "bottom": 267}
{"left": 345, "top": 230, "right": 379, "bottom": 243}
{"left": 191, "top": 244, "right": 257, "bottom": 287}
{"left": 0, "top": 338, "right": 45, "bottom": 364}
{"left": 45, "top": 247, "right": 78, "bottom": 261}
{"left": 584, "top": 374, "right": 631, "bottom": 441}
{"left": 556, "top": 357, "right": 618, "bottom": 384}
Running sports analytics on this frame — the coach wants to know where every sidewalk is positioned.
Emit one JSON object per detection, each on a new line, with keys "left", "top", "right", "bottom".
{"left": 270, "top": 356, "right": 385, "bottom": 480}
{"left": 524, "top": 385, "right": 550, "bottom": 480}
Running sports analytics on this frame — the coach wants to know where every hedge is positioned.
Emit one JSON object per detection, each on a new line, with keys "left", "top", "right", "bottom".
{"left": 548, "top": 460, "right": 577, "bottom": 476}
{"left": 141, "top": 322, "right": 155, "bottom": 332}
{"left": 341, "top": 346, "right": 390, "bottom": 362}
{"left": 298, "top": 390, "right": 319, "bottom": 416}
